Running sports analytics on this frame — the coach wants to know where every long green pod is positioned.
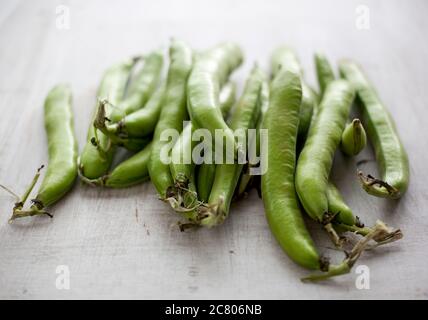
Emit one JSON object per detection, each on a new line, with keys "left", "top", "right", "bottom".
{"left": 270, "top": 46, "right": 315, "bottom": 140}
{"left": 89, "top": 143, "right": 151, "bottom": 188}
{"left": 109, "top": 51, "right": 163, "bottom": 122}
{"left": 296, "top": 80, "right": 355, "bottom": 223}
{"left": 313, "top": 67, "right": 399, "bottom": 243}
{"left": 236, "top": 77, "right": 269, "bottom": 197}
{"left": 339, "top": 60, "right": 409, "bottom": 198}
{"left": 148, "top": 39, "right": 193, "bottom": 199}
{"left": 315, "top": 52, "right": 335, "bottom": 95}
{"left": 79, "top": 60, "right": 133, "bottom": 180}
{"left": 169, "top": 80, "right": 238, "bottom": 213}
{"left": 340, "top": 118, "right": 367, "bottom": 156}
{"left": 315, "top": 55, "right": 367, "bottom": 156}
{"left": 187, "top": 43, "right": 243, "bottom": 159}
{"left": 314, "top": 52, "right": 359, "bottom": 226}
{"left": 170, "top": 79, "right": 238, "bottom": 189}
{"left": 196, "top": 81, "right": 238, "bottom": 203}
{"left": 201, "top": 65, "right": 264, "bottom": 227}
{"left": 10, "top": 85, "right": 78, "bottom": 220}
{"left": 261, "top": 70, "right": 321, "bottom": 270}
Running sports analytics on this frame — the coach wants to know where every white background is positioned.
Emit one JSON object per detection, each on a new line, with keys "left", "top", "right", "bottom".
{"left": 0, "top": 0, "right": 427, "bottom": 299}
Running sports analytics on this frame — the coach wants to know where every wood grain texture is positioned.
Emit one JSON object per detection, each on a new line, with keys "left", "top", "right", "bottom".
{"left": 0, "top": 0, "right": 427, "bottom": 299}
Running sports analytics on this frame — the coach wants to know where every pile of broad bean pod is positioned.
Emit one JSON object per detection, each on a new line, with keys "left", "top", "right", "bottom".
{"left": 4, "top": 41, "right": 408, "bottom": 281}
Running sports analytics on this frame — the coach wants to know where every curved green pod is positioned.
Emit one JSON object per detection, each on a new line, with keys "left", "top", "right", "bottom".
{"left": 170, "top": 77, "right": 240, "bottom": 196}
{"left": 10, "top": 84, "right": 78, "bottom": 220}
{"left": 196, "top": 81, "right": 238, "bottom": 203}
{"left": 148, "top": 39, "right": 193, "bottom": 199}
{"left": 339, "top": 60, "right": 409, "bottom": 198}
{"left": 261, "top": 70, "right": 321, "bottom": 270}
{"left": 201, "top": 65, "right": 265, "bottom": 227}
{"left": 296, "top": 80, "right": 355, "bottom": 223}
{"left": 187, "top": 43, "right": 243, "bottom": 160}
{"left": 235, "top": 79, "right": 269, "bottom": 198}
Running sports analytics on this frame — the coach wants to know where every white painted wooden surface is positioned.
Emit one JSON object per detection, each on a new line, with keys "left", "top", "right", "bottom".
{"left": 1, "top": 0, "right": 427, "bottom": 299}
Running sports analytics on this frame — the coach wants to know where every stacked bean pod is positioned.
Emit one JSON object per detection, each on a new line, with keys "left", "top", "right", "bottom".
{"left": 4, "top": 41, "right": 408, "bottom": 282}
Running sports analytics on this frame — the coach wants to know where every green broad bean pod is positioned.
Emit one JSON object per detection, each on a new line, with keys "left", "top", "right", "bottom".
{"left": 187, "top": 43, "right": 243, "bottom": 160}
{"left": 196, "top": 81, "right": 238, "bottom": 203}
{"left": 295, "top": 80, "right": 355, "bottom": 224}
{"left": 10, "top": 84, "right": 78, "bottom": 221}
{"left": 201, "top": 65, "right": 264, "bottom": 227}
{"left": 148, "top": 39, "right": 193, "bottom": 200}
{"left": 261, "top": 70, "right": 322, "bottom": 269}
{"left": 236, "top": 75, "right": 269, "bottom": 198}
{"left": 169, "top": 80, "right": 238, "bottom": 219}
